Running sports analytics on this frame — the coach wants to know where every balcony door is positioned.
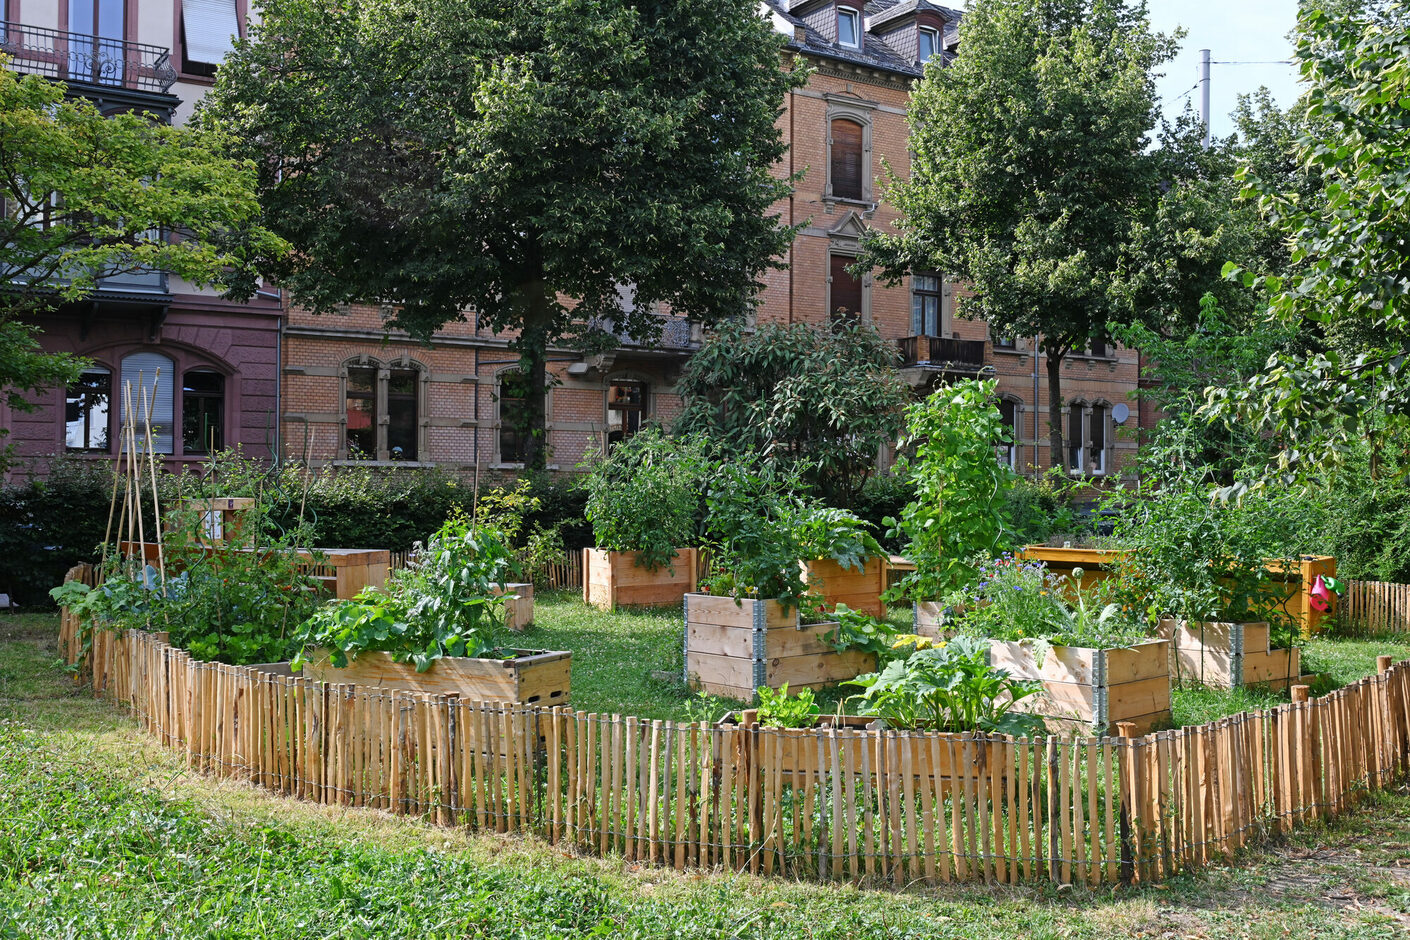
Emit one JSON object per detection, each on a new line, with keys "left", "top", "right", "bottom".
{"left": 68, "top": 0, "right": 126, "bottom": 86}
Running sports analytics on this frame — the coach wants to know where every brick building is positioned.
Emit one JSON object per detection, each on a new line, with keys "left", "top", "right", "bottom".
{"left": 1, "top": 0, "right": 283, "bottom": 481}
{"left": 277, "top": 1, "right": 1143, "bottom": 479}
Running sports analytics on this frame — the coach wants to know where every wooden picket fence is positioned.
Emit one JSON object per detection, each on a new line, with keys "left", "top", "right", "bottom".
{"left": 1341, "top": 579, "right": 1410, "bottom": 636}
{"left": 58, "top": 604, "right": 1410, "bottom": 887}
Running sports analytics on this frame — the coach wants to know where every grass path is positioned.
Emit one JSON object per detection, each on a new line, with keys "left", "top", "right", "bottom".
{"left": 3, "top": 612, "right": 1410, "bottom": 938}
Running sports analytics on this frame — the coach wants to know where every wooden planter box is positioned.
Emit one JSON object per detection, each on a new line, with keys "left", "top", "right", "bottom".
{"left": 491, "top": 582, "right": 534, "bottom": 632}
{"left": 1157, "top": 619, "right": 1304, "bottom": 690}
{"left": 683, "top": 594, "right": 875, "bottom": 702}
{"left": 118, "top": 540, "right": 390, "bottom": 601}
{"left": 989, "top": 638, "right": 1171, "bottom": 735}
{"left": 804, "top": 557, "right": 887, "bottom": 617}
{"left": 583, "top": 547, "right": 698, "bottom": 610}
{"left": 275, "top": 648, "right": 571, "bottom": 706}
{"left": 912, "top": 601, "right": 947, "bottom": 639}
{"left": 1020, "top": 546, "right": 1339, "bottom": 636}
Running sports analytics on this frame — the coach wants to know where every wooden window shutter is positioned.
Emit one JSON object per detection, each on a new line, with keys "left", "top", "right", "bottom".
{"left": 830, "top": 255, "right": 863, "bottom": 322}
{"left": 830, "top": 119, "right": 864, "bottom": 201}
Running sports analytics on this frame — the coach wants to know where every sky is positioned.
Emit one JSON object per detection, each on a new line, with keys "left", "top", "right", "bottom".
{"left": 940, "top": 1, "right": 1305, "bottom": 140}
{"left": 1146, "top": 0, "right": 1302, "bottom": 140}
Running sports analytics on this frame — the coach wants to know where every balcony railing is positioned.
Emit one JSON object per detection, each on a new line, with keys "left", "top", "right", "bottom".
{"left": 606, "top": 313, "right": 697, "bottom": 350}
{"left": 0, "top": 21, "right": 177, "bottom": 94}
{"left": 897, "top": 335, "right": 987, "bottom": 369}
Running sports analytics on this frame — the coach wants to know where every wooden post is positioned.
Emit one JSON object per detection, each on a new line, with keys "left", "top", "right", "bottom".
{"left": 1116, "top": 721, "right": 1137, "bottom": 884}
{"left": 1378, "top": 655, "right": 1393, "bottom": 675}
{"left": 1291, "top": 685, "right": 1310, "bottom": 704}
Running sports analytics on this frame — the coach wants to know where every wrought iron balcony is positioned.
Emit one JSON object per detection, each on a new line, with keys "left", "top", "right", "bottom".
{"left": 897, "top": 335, "right": 987, "bottom": 370}
{"left": 0, "top": 21, "right": 177, "bottom": 94}
{"left": 607, "top": 313, "right": 698, "bottom": 350}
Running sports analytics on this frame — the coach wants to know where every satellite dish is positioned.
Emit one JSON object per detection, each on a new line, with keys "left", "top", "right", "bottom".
{"left": 1112, "top": 403, "right": 1131, "bottom": 425}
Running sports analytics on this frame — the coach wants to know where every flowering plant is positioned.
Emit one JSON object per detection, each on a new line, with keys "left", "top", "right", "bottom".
{"left": 955, "top": 555, "right": 1150, "bottom": 653}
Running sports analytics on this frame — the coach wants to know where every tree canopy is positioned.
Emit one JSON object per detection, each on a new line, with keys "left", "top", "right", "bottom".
{"left": 202, "top": 0, "right": 804, "bottom": 469}
{"left": 861, "top": 0, "right": 1242, "bottom": 468}
{"left": 674, "top": 321, "right": 908, "bottom": 506}
{"left": 0, "top": 64, "right": 281, "bottom": 469}
{"left": 1210, "top": 1, "right": 1410, "bottom": 483}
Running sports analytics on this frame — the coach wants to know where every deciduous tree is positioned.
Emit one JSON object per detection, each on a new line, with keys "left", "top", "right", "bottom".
{"left": 203, "top": 0, "right": 803, "bottom": 469}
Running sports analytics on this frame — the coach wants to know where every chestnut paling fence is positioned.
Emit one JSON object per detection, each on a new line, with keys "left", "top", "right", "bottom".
{"left": 58, "top": 590, "right": 1410, "bottom": 887}
{"left": 1342, "top": 579, "right": 1410, "bottom": 636}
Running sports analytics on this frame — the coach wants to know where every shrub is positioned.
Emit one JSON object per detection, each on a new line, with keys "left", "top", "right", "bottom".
{"left": 580, "top": 428, "right": 711, "bottom": 570}
{"left": 674, "top": 320, "right": 908, "bottom": 505}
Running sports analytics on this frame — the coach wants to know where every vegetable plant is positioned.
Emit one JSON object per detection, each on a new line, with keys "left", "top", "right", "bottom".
{"left": 886, "top": 379, "right": 1016, "bottom": 604}
{"left": 754, "top": 684, "right": 822, "bottom": 729}
{"left": 827, "top": 603, "right": 900, "bottom": 658}
{"left": 581, "top": 428, "right": 712, "bottom": 572}
{"left": 293, "top": 514, "right": 519, "bottom": 672}
{"left": 700, "top": 461, "right": 883, "bottom": 612}
{"left": 846, "top": 636, "right": 1047, "bottom": 735}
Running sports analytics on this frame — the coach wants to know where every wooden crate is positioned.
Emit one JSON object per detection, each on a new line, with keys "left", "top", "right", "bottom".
{"left": 583, "top": 547, "right": 698, "bottom": 610}
{"left": 492, "top": 582, "right": 534, "bottom": 631}
{"left": 1157, "top": 619, "right": 1303, "bottom": 690}
{"left": 912, "top": 601, "right": 947, "bottom": 639}
{"left": 1264, "top": 555, "right": 1338, "bottom": 636}
{"left": 804, "top": 557, "right": 886, "bottom": 617}
{"left": 989, "top": 638, "right": 1171, "bottom": 735}
{"left": 683, "top": 593, "right": 875, "bottom": 701}
{"left": 285, "top": 648, "right": 571, "bottom": 706}
{"left": 168, "top": 497, "right": 256, "bottom": 545}
{"left": 118, "top": 540, "right": 390, "bottom": 601}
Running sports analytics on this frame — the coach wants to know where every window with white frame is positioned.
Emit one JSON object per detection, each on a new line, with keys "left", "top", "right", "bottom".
{"left": 1066, "top": 404, "right": 1084, "bottom": 473}
{"left": 181, "top": 0, "right": 241, "bottom": 76}
{"left": 918, "top": 26, "right": 939, "bottom": 63}
{"left": 998, "top": 398, "right": 1020, "bottom": 469}
{"left": 837, "top": 7, "right": 861, "bottom": 47}
{"left": 65, "top": 367, "right": 111, "bottom": 452}
{"left": 1088, "top": 403, "right": 1108, "bottom": 475}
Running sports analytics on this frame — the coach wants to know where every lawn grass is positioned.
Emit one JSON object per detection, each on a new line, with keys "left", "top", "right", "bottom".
{"left": 3, "top": 612, "right": 1410, "bottom": 938}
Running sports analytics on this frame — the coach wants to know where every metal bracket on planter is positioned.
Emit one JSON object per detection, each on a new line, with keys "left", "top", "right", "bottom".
{"left": 1231, "top": 622, "right": 1244, "bottom": 688}
{"left": 1093, "top": 649, "right": 1110, "bottom": 731}
{"left": 912, "top": 603, "right": 919, "bottom": 632}
{"left": 681, "top": 594, "right": 690, "bottom": 686}
{"left": 751, "top": 600, "right": 767, "bottom": 697}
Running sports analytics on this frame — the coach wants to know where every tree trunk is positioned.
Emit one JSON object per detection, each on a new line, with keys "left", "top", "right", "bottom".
{"left": 1045, "top": 344, "right": 1066, "bottom": 474}
{"left": 511, "top": 271, "right": 555, "bottom": 472}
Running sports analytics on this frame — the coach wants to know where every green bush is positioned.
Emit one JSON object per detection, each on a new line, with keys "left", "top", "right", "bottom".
{"left": 580, "top": 428, "right": 711, "bottom": 570}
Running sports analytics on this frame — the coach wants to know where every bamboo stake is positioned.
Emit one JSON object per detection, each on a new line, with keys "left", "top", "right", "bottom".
{"left": 139, "top": 375, "right": 165, "bottom": 586}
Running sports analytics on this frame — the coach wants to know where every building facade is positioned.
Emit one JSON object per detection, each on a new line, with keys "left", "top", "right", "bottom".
{"left": 2, "top": 0, "right": 281, "bottom": 481}
{"left": 4, "top": 0, "right": 1144, "bottom": 482}
{"left": 278, "top": 0, "right": 1143, "bottom": 480}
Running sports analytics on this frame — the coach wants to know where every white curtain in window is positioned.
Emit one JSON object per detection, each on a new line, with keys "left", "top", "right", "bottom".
{"left": 182, "top": 0, "right": 240, "bottom": 65}
{"left": 121, "top": 352, "right": 175, "bottom": 454}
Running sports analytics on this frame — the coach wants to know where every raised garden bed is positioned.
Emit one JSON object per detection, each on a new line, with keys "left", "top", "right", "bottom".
{"left": 583, "top": 547, "right": 699, "bottom": 610}
{"left": 1157, "top": 619, "right": 1308, "bottom": 690}
{"left": 259, "top": 648, "right": 571, "bottom": 706}
{"left": 990, "top": 638, "right": 1172, "bottom": 735}
{"left": 913, "top": 601, "right": 947, "bottom": 639}
{"left": 682, "top": 593, "right": 874, "bottom": 701}
{"left": 804, "top": 557, "right": 887, "bottom": 617}
{"left": 492, "top": 582, "right": 534, "bottom": 632}
{"left": 118, "top": 539, "right": 391, "bottom": 601}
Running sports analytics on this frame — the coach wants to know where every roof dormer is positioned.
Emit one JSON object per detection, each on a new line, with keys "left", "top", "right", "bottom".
{"left": 785, "top": 0, "right": 864, "bottom": 51}
{"left": 866, "top": 1, "right": 958, "bottom": 67}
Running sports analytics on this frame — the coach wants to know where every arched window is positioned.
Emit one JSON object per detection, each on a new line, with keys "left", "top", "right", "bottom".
{"left": 65, "top": 367, "right": 112, "bottom": 452}
{"left": 121, "top": 352, "right": 174, "bottom": 454}
{"left": 829, "top": 118, "right": 864, "bottom": 201}
{"left": 342, "top": 358, "right": 424, "bottom": 460}
{"left": 344, "top": 363, "right": 378, "bottom": 459}
{"left": 1088, "top": 403, "right": 1108, "bottom": 475}
{"left": 1066, "top": 402, "right": 1085, "bottom": 473}
{"left": 182, "top": 370, "right": 225, "bottom": 454}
